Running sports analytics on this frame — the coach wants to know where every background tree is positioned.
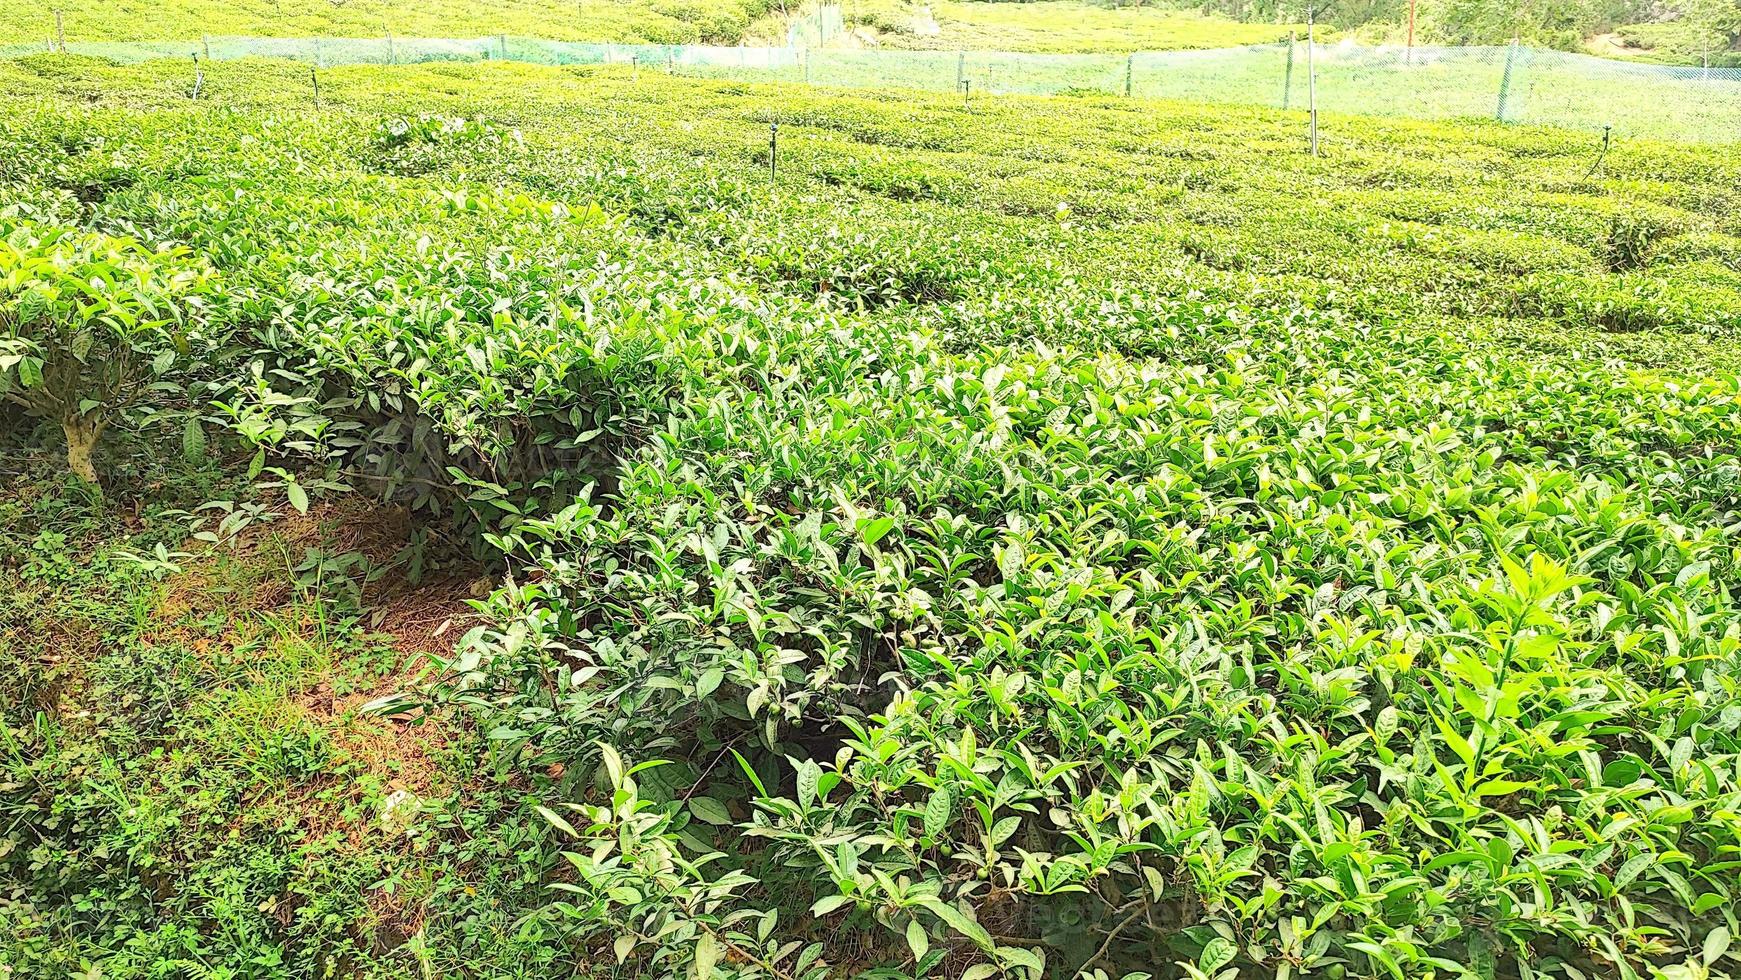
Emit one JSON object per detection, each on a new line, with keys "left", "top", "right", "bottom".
{"left": 1417, "top": 0, "right": 1650, "bottom": 46}
{"left": 1685, "top": 0, "right": 1741, "bottom": 49}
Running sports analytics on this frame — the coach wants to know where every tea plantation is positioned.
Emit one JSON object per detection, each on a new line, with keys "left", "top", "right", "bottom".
{"left": 3, "top": 53, "right": 1741, "bottom": 980}
{"left": 0, "top": 0, "right": 784, "bottom": 45}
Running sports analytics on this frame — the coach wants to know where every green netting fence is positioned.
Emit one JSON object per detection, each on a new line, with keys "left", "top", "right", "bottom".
{"left": 4, "top": 34, "right": 1737, "bottom": 143}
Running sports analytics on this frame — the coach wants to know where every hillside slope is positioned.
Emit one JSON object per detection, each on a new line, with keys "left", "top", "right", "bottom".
{"left": 0, "top": 0, "right": 779, "bottom": 44}
{"left": 846, "top": 0, "right": 1736, "bottom": 65}
{"left": 845, "top": 0, "right": 1307, "bottom": 52}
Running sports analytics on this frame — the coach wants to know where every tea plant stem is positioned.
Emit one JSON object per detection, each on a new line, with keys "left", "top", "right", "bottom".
{"left": 1079, "top": 900, "right": 1146, "bottom": 975}
{"left": 1468, "top": 618, "right": 1527, "bottom": 784}
{"left": 677, "top": 738, "right": 743, "bottom": 806}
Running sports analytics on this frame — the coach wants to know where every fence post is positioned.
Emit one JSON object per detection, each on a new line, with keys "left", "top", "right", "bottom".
{"left": 1307, "top": 6, "right": 1318, "bottom": 156}
{"left": 1495, "top": 37, "right": 1518, "bottom": 122}
{"left": 956, "top": 50, "right": 964, "bottom": 92}
{"left": 201, "top": 34, "right": 211, "bottom": 61}
{"left": 386, "top": 26, "right": 395, "bottom": 65}
{"left": 54, "top": 9, "right": 66, "bottom": 53}
{"left": 1406, "top": 0, "right": 1416, "bottom": 64}
{"left": 1282, "top": 32, "right": 1294, "bottom": 110}
{"left": 1125, "top": 53, "right": 1133, "bottom": 96}
{"left": 499, "top": 33, "right": 508, "bottom": 60}
{"left": 804, "top": 47, "right": 811, "bottom": 84}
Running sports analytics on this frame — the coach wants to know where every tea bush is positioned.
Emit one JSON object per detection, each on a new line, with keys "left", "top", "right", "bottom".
{"left": 362, "top": 113, "right": 522, "bottom": 178}
{"left": 3, "top": 56, "right": 1741, "bottom": 980}
{"left": 0, "top": 219, "right": 217, "bottom": 482}
{"left": 1516, "top": 265, "right": 1741, "bottom": 335}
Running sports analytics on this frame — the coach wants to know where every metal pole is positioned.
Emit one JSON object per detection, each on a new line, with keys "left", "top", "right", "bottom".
{"left": 768, "top": 121, "right": 778, "bottom": 182}
{"left": 313, "top": 37, "right": 323, "bottom": 69}
{"left": 1307, "top": 6, "right": 1318, "bottom": 156}
{"left": 190, "top": 53, "right": 203, "bottom": 99}
{"left": 202, "top": 34, "right": 211, "bottom": 61}
{"left": 804, "top": 47, "right": 811, "bottom": 84}
{"left": 54, "top": 9, "right": 65, "bottom": 53}
{"left": 1283, "top": 31, "right": 1295, "bottom": 110}
{"left": 386, "top": 26, "right": 395, "bottom": 65}
{"left": 1593, "top": 124, "right": 1611, "bottom": 175}
{"left": 1495, "top": 36, "right": 1518, "bottom": 122}
{"left": 499, "top": 33, "right": 508, "bottom": 59}
{"left": 1125, "top": 53, "right": 1133, "bottom": 96}
{"left": 956, "top": 50, "right": 964, "bottom": 92}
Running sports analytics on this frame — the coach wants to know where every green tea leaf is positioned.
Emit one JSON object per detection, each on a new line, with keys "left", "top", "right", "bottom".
{"left": 1200, "top": 936, "right": 1237, "bottom": 974}
{"left": 924, "top": 786, "right": 952, "bottom": 840}
{"left": 858, "top": 515, "right": 896, "bottom": 546}
{"left": 285, "top": 481, "right": 309, "bottom": 514}
{"left": 1704, "top": 926, "right": 1731, "bottom": 966}
{"left": 906, "top": 919, "right": 929, "bottom": 961}
{"left": 688, "top": 796, "right": 733, "bottom": 826}
{"left": 693, "top": 931, "right": 718, "bottom": 980}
